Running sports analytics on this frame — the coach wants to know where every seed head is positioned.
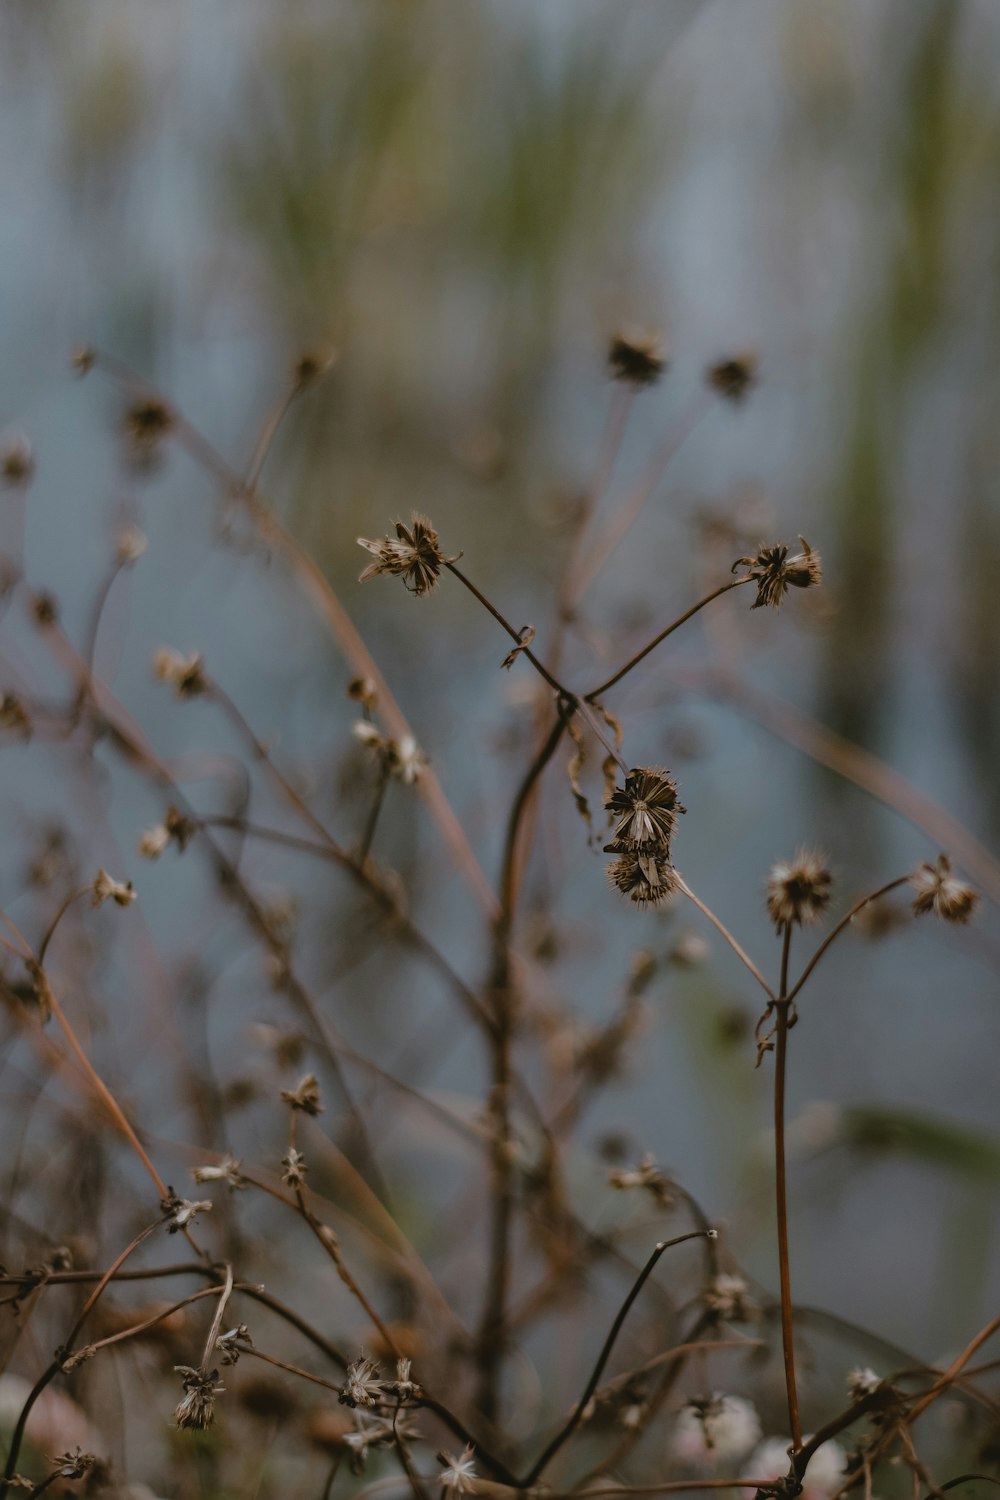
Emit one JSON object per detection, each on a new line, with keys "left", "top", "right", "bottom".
{"left": 153, "top": 647, "right": 209, "bottom": 698}
{"left": 608, "top": 330, "right": 667, "bottom": 388}
{"left": 282, "top": 1147, "right": 307, "bottom": 1186}
{"left": 192, "top": 1153, "right": 244, "bottom": 1189}
{"left": 281, "top": 1073, "right": 323, "bottom": 1116}
{"left": 605, "top": 767, "right": 684, "bottom": 855}
{"left": 173, "top": 1366, "right": 225, "bottom": 1430}
{"left": 164, "top": 1196, "right": 212, "bottom": 1232}
{"left": 438, "top": 1445, "right": 478, "bottom": 1497}
{"left": 847, "top": 1366, "right": 881, "bottom": 1400}
{"left": 357, "top": 513, "right": 450, "bottom": 596}
{"left": 91, "top": 868, "right": 136, "bottom": 908}
{"left": 387, "top": 734, "right": 427, "bottom": 785}
{"left": 607, "top": 850, "right": 677, "bottom": 910}
{"left": 340, "top": 1354, "right": 384, "bottom": 1409}
{"left": 347, "top": 676, "right": 378, "bottom": 710}
{"left": 766, "top": 852, "right": 832, "bottom": 932}
{"left": 909, "top": 854, "right": 979, "bottom": 924}
{"left": 733, "top": 537, "right": 822, "bottom": 610}
{"left": 124, "top": 397, "right": 174, "bottom": 450}
{"left": 216, "top": 1325, "right": 252, "bottom": 1366}
{"left": 707, "top": 353, "right": 758, "bottom": 402}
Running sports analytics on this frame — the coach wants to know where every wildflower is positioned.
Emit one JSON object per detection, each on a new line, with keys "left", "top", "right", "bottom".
{"left": 847, "top": 1366, "right": 881, "bottom": 1400}
{"left": 192, "top": 1153, "right": 244, "bottom": 1189}
{"left": 91, "top": 868, "right": 136, "bottom": 908}
{"left": 165, "top": 1197, "right": 212, "bottom": 1233}
{"left": 707, "top": 353, "right": 758, "bottom": 402}
{"left": 439, "top": 1445, "right": 477, "bottom": 1496}
{"left": 173, "top": 1366, "right": 225, "bottom": 1430}
{"left": 115, "top": 524, "right": 147, "bottom": 566}
{"left": 673, "top": 1394, "right": 762, "bottom": 1464}
{"left": 1, "top": 434, "right": 34, "bottom": 488}
{"left": 281, "top": 1073, "right": 323, "bottom": 1116}
{"left": 216, "top": 1325, "right": 252, "bottom": 1366}
{"left": 282, "top": 1147, "right": 307, "bottom": 1186}
{"left": 340, "top": 1354, "right": 384, "bottom": 1409}
{"left": 704, "top": 1273, "right": 754, "bottom": 1322}
{"left": 357, "top": 513, "right": 450, "bottom": 596}
{"left": 766, "top": 852, "right": 832, "bottom": 931}
{"left": 153, "top": 647, "right": 209, "bottom": 698}
{"left": 608, "top": 330, "right": 666, "bottom": 388}
{"left": 387, "top": 734, "right": 427, "bottom": 785}
{"left": 605, "top": 768, "right": 685, "bottom": 854}
{"left": 607, "top": 850, "right": 676, "bottom": 909}
{"left": 909, "top": 854, "right": 979, "bottom": 924}
{"left": 733, "top": 538, "right": 822, "bottom": 610}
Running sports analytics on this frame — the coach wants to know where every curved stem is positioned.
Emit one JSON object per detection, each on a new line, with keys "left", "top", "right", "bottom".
{"left": 786, "top": 877, "right": 909, "bottom": 1005}
{"left": 585, "top": 578, "right": 751, "bottom": 701}
{"left": 675, "top": 876, "right": 775, "bottom": 1002}
{"left": 774, "top": 925, "right": 801, "bottom": 1452}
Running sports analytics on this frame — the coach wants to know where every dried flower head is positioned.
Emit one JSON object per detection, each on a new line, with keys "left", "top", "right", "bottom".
{"left": 91, "top": 868, "right": 136, "bottom": 908}
{"left": 281, "top": 1073, "right": 323, "bottom": 1116}
{"left": 282, "top": 1147, "right": 307, "bottom": 1186}
{"left": 48, "top": 1449, "right": 103, "bottom": 1481}
{"left": 766, "top": 852, "right": 832, "bottom": 931}
{"left": 125, "top": 397, "right": 174, "bottom": 451}
{"left": 733, "top": 538, "right": 822, "bottom": 610}
{"left": 340, "top": 1354, "right": 384, "bottom": 1409}
{"left": 164, "top": 1196, "right": 212, "bottom": 1233}
{"left": 847, "top": 1366, "right": 881, "bottom": 1400}
{"left": 173, "top": 1366, "right": 225, "bottom": 1430}
{"left": 438, "top": 1445, "right": 477, "bottom": 1496}
{"left": 673, "top": 1394, "right": 762, "bottom": 1463}
{"left": 115, "top": 524, "right": 147, "bottom": 566}
{"left": 707, "top": 353, "right": 758, "bottom": 402}
{"left": 153, "top": 647, "right": 209, "bottom": 698}
{"left": 31, "top": 592, "right": 58, "bottom": 627}
{"left": 608, "top": 1153, "right": 674, "bottom": 1209}
{"left": 387, "top": 1356, "right": 419, "bottom": 1400}
{"left": 387, "top": 734, "right": 427, "bottom": 785}
{"left": 192, "top": 1153, "right": 244, "bottom": 1189}
{"left": 1, "top": 434, "right": 34, "bottom": 488}
{"left": 216, "top": 1325, "right": 252, "bottom": 1366}
{"left": 138, "top": 824, "right": 170, "bottom": 860}
{"left": 357, "top": 513, "right": 450, "bottom": 596}
{"left": 608, "top": 850, "right": 677, "bottom": 909}
{"left": 909, "top": 854, "right": 979, "bottom": 924}
{"left": 704, "top": 1273, "right": 754, "bottom": 1322}
{"left": 347, "top": 676, "right": 378, "bottom": 710}
{"left": 605, "top": 768, "right": 685, "bottom": 854}
{"left": 608, "top": 330, "right": 667, "bottom": 388}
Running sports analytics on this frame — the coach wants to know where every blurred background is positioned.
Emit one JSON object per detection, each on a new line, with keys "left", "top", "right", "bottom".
{"left": 1, "top": 0, "right": 999, "bottom": 1493}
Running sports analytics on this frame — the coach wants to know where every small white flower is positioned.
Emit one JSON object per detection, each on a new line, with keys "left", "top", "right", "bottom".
{"left": 166, "top": 1198, "right": 212, "bottom": 1233}
{"left": 674, "top": 1394, "right": 761, "bottom": 1464}
{"left": 439, "top": 1445, "right": 477, "bottom": 1496}
{"left": 91, "top": 869, "right": 136, "bottom": 908}
{"left": 388, "top": 734, "right": 427, "bottom": 785}
{"left": 192, "top": 1154, "right": 243, "bottom": 1189}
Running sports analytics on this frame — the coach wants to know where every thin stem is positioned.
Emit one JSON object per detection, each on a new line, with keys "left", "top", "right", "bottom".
{"left": 585, "top": 578, "right": 752, "bottom": 701}
{"left": 444, "top": 561, "right": 566, "bottom": 695}
{"left": 774, "top": 924, "right": 802, "bottom": 1452}
{"left": 292, "top": 1182, "right": 399, "bottom": 1358}
{"left": 36, "top": 885, "right": 90, "bottom": 965}
{"left": 521, "top": 1230, "right": 715, "bottom": 1486}
{"left": 907, "top": 1311, "right": 1000, "bottom": 1425}
{"left": 786, "top": 877, "right": 910, "bottom": 1005}
{"left": 675, "top": 876, "right": 776, "bottom": 1002}
{"left": 199, "top": 1262, "right": 234, "bottom": 1371}
{"left": 359, "top": 761, "right": 391, "bottom": 867}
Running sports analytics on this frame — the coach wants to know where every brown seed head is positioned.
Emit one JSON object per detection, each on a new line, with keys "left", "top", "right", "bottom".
{"left": 707, "top": 353, "right": 758, "bottom": 402}
{"left": 281, "top": 1072, "right": 323, "bottom": 1116}
{"left": 357, "top": 513, "right": 449, "bottom": 596}
{"left": 31, "top": 592, "right": 58, "bottom": 627}
{"left": 173, "top": 1365, "right": 225, "bottom": 1429}
{"left": 608, "top": 330, "right": 667, "bottom": 388}
{"left": 733, "top": 536, "right": 822, "bottom": 610}
{"left": 607, "top": 850, "right": 677, "bottom": 910}
{"left": 909, "top": 854, "right": 979, "bottom": 924}
{"left": 605, "top": 767, "right": 685, "bottom": 855}
{"left": 125, "top": 397, "right": 174, "bottom": 449}
{"left": 766, "top": 851, "right": 832, "bottom": 931}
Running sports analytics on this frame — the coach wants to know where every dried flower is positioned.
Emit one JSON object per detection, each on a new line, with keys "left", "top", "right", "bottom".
{"left": 165, "top": 1197, "right": 212, "bottom": 1233}
{"left": 707, "top": 354, "right": 758, "bottom": 402}
{"left": 115, "top": 524, "right": 147, "bottom": 566}
{"left": 608, "top": 1153, "right": 674, "bottom": 1209}
{"left": 733, "top": 538, "right": 822, "bottom": 610}
{"left": 340, "top": 1354, "right": 384, "bottom": 1409}
{"left": 173, "top": 1366, "right": 224, "bottom": 1429}
{"left": 387, "top": 1356, "right": 419, "bottom": 1400}
{"left": 91, "top": 868, "right": 136, "bottom": 908}
{"left": 607, "top": 850, "right": 677, "bottom": 909}
{"left": 357, "top": 513, "right": 450, "bottom": 596}
{"left": 608, "top": 330, "right": 666, "bottom": 388}
{"left": 281, "top": 1073, "right": 323, "bottom": 1115}
{"left": 1, "top": 434, "right": 34, "bottom": 489}
{"left": 282, "top": 1147, "right": 307, "bottom": 1186}
{"left": 31, "top": 592, "right": 58, "bottom": 627}
{"left": 125, "top": 397, "right": 173, "bottom": 451}
{"left": 704, "top": 1273, "right": 754, "bottom": 1322}
{"left": 909, "top": 854, "right": 979, "bottom": 924}
{"left": 438, "top": 1445, "right": 477, "bottom": 1496}
{"left": 192, "top": 1153, "right": 244, "bottom": 1189}
{"left": 766, "top": 852, "right": 832, "bottom": 931}
{"left": 71, "top": 345, "right": 95, "bottom": 377}
{"left": 153, "top": 647, "right": 209, "bottom": 698}
{"left": 847, "top": 1366, "right": 881, "bottom": 1400}
{"left": 138, "top": 824, "right": 170, "bottom": 860}
{"left": 216, "top": 1325, "right": 252, "bottom": 1366}
{"left": 387, "top": 734, "right": 427, "bottom": 785}
{"left": 47, "top": 1449, "right": 101, "bottom": 1481}
{"left": 347, "top": 676, "right": 378, "bottom": 710}
{"left": 605, "top": 768, "right": 685, "bottom": 854}
{"left": 673, "top": 1394, "right": 762, "bottom": 1463}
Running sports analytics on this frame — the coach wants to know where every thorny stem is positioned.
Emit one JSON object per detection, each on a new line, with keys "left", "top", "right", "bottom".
{"left": 585, "top": 577, "right": 752, "bottom": 701}
{"left": 522, "top": 1230, "right": 716, "bottom": 1486}
{"left": 774, "top": 924, "right": 802, "bottom": 1453}
{"left": 786, "top": 876, "right": 910, "bottom": 1005}
{"left": 674, "top": 875, "right": 776, "bottom": 1003}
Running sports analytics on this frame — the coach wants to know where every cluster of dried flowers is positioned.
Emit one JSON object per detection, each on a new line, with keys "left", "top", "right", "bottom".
{"left": 604, "top": 767, "right": 685, "bottom": 909}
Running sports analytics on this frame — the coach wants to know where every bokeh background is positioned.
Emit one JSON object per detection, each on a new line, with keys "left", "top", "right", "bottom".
{"left": 1, "top": 0, "right": 999, "bottom": 1492}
